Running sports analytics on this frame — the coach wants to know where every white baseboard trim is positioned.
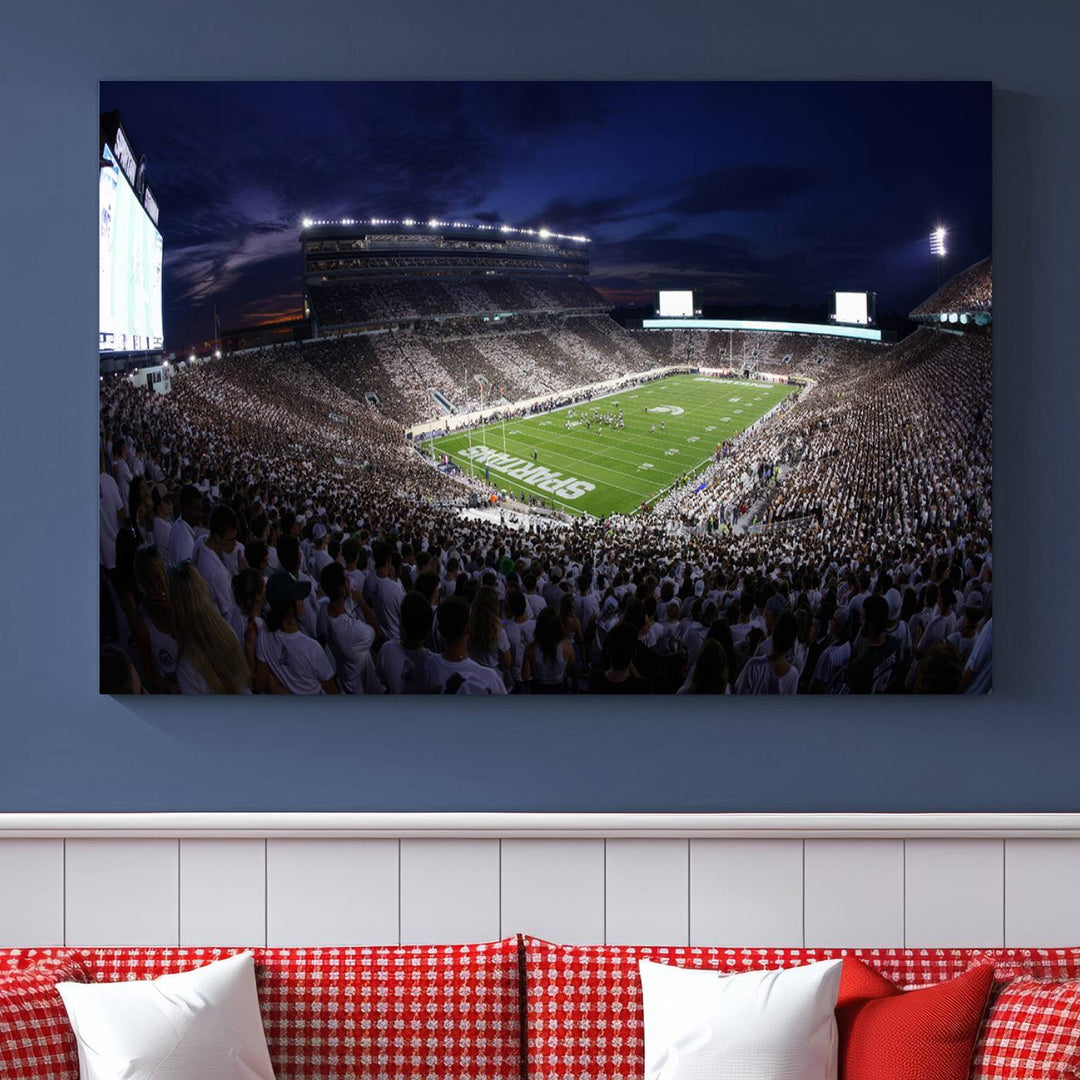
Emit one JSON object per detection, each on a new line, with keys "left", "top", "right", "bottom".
{"left": 2, "top": 812, "right": 1079, "bottom": 839}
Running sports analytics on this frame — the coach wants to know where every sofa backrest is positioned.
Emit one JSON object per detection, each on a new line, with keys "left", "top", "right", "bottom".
{"left": 0, "top": 940, "right": 522, "bottom": 1080}
{"left": 521, "top": 938, "right": 1080, "bottom": 1080}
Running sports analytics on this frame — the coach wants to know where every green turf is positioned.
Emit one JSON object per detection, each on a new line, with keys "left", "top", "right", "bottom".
{"left": 428, "top": 374, "right": 799, "bottom": 518}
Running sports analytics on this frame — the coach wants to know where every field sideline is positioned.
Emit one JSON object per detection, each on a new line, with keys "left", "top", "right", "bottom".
{"left": 428, "top": 374, "right": 799, "bottom": 518}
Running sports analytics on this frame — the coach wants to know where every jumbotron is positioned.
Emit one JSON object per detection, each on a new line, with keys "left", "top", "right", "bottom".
{"left": 99, "top": 216, "right": 993, "bottom": 696}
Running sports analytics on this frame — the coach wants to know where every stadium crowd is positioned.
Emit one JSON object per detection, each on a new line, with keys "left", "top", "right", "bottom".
{"left": 308, "top": 275, "right": 608, "bottom": 328}
{"left": 100, "top": 296, "right": 992, "bottom": 697}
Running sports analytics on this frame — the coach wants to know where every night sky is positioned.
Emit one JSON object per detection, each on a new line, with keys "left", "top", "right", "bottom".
{"left": 100, "top": 81, "right": 991, "bottom": 349}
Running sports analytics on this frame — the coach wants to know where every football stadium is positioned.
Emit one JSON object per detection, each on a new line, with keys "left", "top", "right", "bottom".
{"left": 99, "top": 103, "right": 993, "bottom": 698}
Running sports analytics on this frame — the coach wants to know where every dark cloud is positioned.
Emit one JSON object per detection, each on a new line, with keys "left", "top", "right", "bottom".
{"left": 518, "top": 188, "right": 659, "bottom": 234}
{"left": 663, "top": 165, "right": 820, "bottom": 216}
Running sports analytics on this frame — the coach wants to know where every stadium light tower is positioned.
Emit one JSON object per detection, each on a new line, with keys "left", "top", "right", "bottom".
{"left": 930, "top": 225, "right": 947, "bottom": 288}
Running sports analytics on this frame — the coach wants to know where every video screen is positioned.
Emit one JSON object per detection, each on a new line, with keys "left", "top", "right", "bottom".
{"left": 99, "top": 144, "right": 163, "bottom": 352}
{"left": 834, "top": 291, "right": 870, "bottom": 325}
{"left": 658, "top": 290, "right": 694, "bottom": 317}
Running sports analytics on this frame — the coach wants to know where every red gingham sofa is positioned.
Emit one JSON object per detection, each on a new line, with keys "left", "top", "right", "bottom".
{"left": 3, "top": 937, "right": 1079, "bottom": 1080}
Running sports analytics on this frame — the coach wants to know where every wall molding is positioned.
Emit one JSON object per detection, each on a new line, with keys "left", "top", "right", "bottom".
{"left": 3, "top": 812, "right": 1080, "bottom": 839}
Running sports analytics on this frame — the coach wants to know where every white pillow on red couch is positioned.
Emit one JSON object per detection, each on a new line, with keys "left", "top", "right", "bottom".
{"left": 57, "top": 951, "right": 275, "bottom": 1080}
{"left": 639, "top": 957, "right": 844, "bottom": 1080}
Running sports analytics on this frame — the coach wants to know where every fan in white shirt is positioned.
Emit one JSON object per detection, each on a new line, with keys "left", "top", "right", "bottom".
{"left": 370, "top": 544, "right": 406, "bottom": 641}
{"left": 150, "top": 485, "right": 174, "bottom": 555}
{"left": 99, "top": 455, "right": 126, "bottom": 571}
{"left": 427, "top": 596, "right": 507, "bottom": 695}
{"left": 320, "top": 562, "right": 382, "bottom": 694}
{"left": 194, "top": 505, "right": 240, "bottom": 619}
{"left": 377, "top": 592, "right": 439, "bottom": 694}
{"left": 168, "top": 485, "right": 204, "bottom": 568}
{"left": 254, "top": 573, "right": 338, "bottom": 695}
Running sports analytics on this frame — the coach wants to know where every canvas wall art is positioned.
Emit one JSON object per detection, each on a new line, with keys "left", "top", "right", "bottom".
{"left": 97, "top": 81, "right": 992, "bottom": 696}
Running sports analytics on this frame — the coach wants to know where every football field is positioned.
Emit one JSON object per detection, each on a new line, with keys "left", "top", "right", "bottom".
{"left": 429, "top": 374, "right": 799, "bottom": 518}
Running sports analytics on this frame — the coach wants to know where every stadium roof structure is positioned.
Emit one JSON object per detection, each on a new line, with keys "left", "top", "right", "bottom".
{"left": 910, "top": 256, "right": 992, "bottom": 327}
{"left": 299, "top": 216, "right": 589, "bottom": 244}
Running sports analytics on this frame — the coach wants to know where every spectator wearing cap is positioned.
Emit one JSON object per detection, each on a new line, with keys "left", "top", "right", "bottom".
{"left": 276, "top": 535, "right": 319, "bottom": 640}
{"left": 254, "top": 572, "right": 338, "bottom": 694}
{"left": 809, "top": 605, "right": 852, "bottom": 693}
{"left": 151, "top": 484, "right": 174, "bottom": 555}
{"left": 309, "top": 523, "right": 334, "bottom": 580}
{"left": 194, "top": 504, "right": 241, "bottom": 618}
{"left": 883, "top": 587, "right": 911, "bottom": 687}
{"left": 542, "top": 564, "right": 565, "bottom": 610}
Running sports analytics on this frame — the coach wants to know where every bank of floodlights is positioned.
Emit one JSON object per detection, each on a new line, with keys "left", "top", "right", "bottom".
{"left": 930, "top": 226, "right": 947, "bottom": 257}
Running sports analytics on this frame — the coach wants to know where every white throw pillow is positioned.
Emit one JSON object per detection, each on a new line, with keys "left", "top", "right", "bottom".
{"left": 57, "top": 951, "right": 276, "bottom": 1080}
{"left": 639, "top": 957, "right": 843, "bottom": 1080}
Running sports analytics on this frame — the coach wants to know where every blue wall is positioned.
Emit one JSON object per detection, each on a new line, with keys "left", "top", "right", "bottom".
{"left": 2, "top": 0, "right": 1078, "bottom": 812}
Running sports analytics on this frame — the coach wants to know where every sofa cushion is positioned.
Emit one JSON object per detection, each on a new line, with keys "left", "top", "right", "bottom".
{"left": 836, "top": 958, "right": 994, "bottom": 1080}
{"left": 639, "top": 957, "right": 844, "bottom": 1080}
{"left": 0, "top": 940, "right": 522, "bottom": 1080}
{"left": 57, "top": 952, "right": 275, "bottom": 1080}
{"left": 971, "top": 977, "right": 1080, "bottom": 1080}
{"left": 522, "top": 938, "right": 974, "bottom": 1080}
{"left": 969, "top": 949, "right": 1080, "bottom": 981}
{"left": 0, "top": 954, "right": 93, "bottom": 1080}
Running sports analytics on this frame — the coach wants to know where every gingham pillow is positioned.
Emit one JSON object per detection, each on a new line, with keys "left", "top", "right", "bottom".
{"left": 0, "top": 954, "right": 92, "bottom": 1080}
{"left": 971, "top": 978, "right": 1080, "bottom": 1080}
{"left": 0, "top": 941, "right": 523, "bottom": 1080}
{"left": 522, "top": 938, "right": 974, "bottom": 1080}
{"left": 970, "top": 950, "right": 1080, "bottom": 982}
{"left": 252, "top": 942, "right": 522, "bottom": 1080}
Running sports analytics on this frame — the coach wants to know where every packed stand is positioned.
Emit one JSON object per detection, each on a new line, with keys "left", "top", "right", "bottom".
{"left": 100, "top": 299, "right": 992, "bottom": 696}
{"left": 308, "top": 275, "right": 610, "bottom": 329}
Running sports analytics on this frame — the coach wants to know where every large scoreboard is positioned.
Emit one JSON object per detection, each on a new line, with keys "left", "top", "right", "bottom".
{"left": 831, "top": 291, "right": 876, "bottom": 326}
{"left": 99, "top": 142, "right": 163, "bottom": 352}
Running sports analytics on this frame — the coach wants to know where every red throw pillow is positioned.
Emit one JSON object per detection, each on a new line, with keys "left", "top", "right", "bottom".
{"left": 971, "top": 977, "right": 1080, "bottom": 1080}
{"left": 0, "top": 955, "right": 92, "bottom": 1080}
{"left": 836, "top": 957, "right": 994, "bottom": 1080}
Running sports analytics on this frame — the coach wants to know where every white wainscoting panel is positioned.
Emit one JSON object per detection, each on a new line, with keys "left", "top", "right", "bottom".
{"left": 804, "top": 839, "right": 904, "bottom": 947}
{"left": 690, "top": 839, "right": 804, "bottom": 946}
{"left": 501, "top": 839, "right": 604, "bottom": 943}
{"left": 179, "top": 839, "right": 266, "bottom": 947}
{"left": 605, "top": 839, "right": 689, "bottom": 945}
{"left": 266, "top": 839, "right": 398, "bottom": 946}
{"left": 905, "top": 839, "right": 1004, "bottom": 947}
{"left": 64, "top": 839, "right": 179, "bottom": 946}
{"left": 1005, "top": 839, "right": 1080, "bottom": 946}
{"left": 0, "top": 840, "right": 64, "bottom": 946}
{"left": 400, "top": 839, "right": 500, "bottom": 944}
{"left": 0, "top": 817, "right": 1078, "bottom": 950}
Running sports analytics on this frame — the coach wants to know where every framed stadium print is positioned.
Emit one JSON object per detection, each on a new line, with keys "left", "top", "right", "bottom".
{"left": 98, "top": 81, "right": 992, "bottom": 696}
